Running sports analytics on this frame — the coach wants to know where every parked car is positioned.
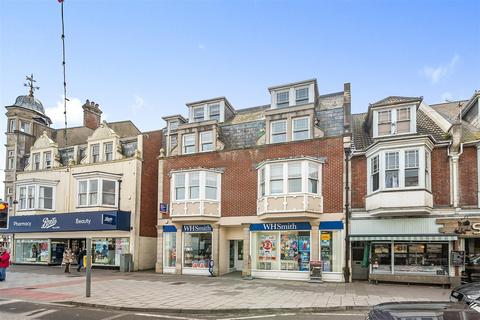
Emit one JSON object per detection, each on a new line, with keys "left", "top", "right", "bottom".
{"left": 366, "top": 302, "right": 480, "bottom": 320}
{"left": 451, "top": 282, "right": 480, "bottom": 304}
{"left": 464, "top": 255, "right": 480, "bottom": 282}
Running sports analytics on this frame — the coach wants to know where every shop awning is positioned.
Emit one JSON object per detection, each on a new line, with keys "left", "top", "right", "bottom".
{"left": 349, "top": 235, "right": 458, "bottom": 241}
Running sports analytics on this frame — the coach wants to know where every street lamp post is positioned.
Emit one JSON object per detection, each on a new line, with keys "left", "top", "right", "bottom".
{"left": 86, "top": 237, "right": 92, "bottom": 297}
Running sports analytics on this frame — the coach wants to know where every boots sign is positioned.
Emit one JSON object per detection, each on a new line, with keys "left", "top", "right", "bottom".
{"left": 437, "top": 218, "right": 480, "bottom": 237}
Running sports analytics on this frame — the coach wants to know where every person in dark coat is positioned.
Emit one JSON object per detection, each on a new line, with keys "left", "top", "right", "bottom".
{"left": 77, "top": 248, "right": 86, "bottom": 271}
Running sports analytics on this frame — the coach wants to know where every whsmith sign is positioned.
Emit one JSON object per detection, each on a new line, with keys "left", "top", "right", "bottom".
{"left": 249, "top": 222, "right": 311, "bottom": 231}
{"left": 182, "top": 224, "right": 213, "bottom": 232}
{"left": 6, "top": 211, "right": 130, "bottom": 233}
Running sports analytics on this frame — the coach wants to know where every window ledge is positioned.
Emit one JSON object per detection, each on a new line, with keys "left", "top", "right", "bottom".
{"left": 257, "top": 193, "right": 323, "bottom": 216}
{"left": 170, "top": 200, "right": 220, "bottom": 219}
{"left": 366, "top": 189, "right": 433, "bottom": 216}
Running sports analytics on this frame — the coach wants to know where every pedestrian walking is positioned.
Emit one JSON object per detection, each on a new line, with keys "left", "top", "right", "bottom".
{"left": 62, "top": 247, "right": 73, "bottom": 273}
{"left": 0, "top": 246, "right": 11, "bottom": 281}
{"left": 77, "top": 247, "right": 86, "bottom": 272}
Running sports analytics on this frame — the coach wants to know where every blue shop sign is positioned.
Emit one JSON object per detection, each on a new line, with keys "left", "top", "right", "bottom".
{"left": 319, "top": 221, "right": 344, "bottom": 230}
{"left": 6, "top": 210, "right": 131, "bottom": 233}
{"left": 163, "top": 225, "right": 177, "bottom": 232}
{"left": 250, "top": 222, "right": 311, "bottom": 231}
{"left": 182, "top": 224, "right": 213, "bottom": 232}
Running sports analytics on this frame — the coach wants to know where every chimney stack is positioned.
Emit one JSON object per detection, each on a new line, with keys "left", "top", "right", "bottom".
{"left": 82, "top": 99, "right": 102, "bottom": 130}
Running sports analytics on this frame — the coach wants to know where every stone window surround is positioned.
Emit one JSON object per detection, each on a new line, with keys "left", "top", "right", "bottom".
{"left": 270, "top": 82, "right": 315, "bottom": 109}
{"left": 175, "top": 122, "right": 222, "bottom": 155}
{"left": 265, "top": 104, "right": 316, "bottom": 145}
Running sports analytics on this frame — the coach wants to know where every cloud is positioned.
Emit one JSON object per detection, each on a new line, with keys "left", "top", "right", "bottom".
{"left": 441, "top": 91, "right": 453, "bottom": 102}
{"left": 45, "top": 97, "right": 83, "bottom": 128}
{"left": 198, "top": 44, "right": 207, "bottom": 51}
{"left": 420, "top": 54, "right": 460, "bottom": 84}
{"left": 129, "top": 95, "right": 145, "bottom": 112}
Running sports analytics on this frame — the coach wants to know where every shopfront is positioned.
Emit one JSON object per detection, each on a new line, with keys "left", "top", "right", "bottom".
{"left": 6, "top": 210, "right": 131, "bottom": 267}
{"left": 250, "top": 222, "right": 311, "bottom": 280}
{"left": 163, "top": 225, "right": 177, "bottom": 274}
{"left": 350, "top": 217, "right": 458, "bottom": 286}
{"left": 182, "top": 224, "right": 212, "bottom": 275}
{"left": 319, "top": 221, "right": 344, "bottom": 282}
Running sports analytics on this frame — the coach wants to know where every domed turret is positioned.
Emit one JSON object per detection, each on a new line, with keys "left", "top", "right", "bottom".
{"left": 13, "top": 94, "right": 45, "bottom": 114}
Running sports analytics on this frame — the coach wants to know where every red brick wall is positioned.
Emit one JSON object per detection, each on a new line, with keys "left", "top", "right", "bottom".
{"left": 351, "top": 155, "right": 366, "bottom": 209}
{"left": 139, "top": 130, "right": 163, "bottom": 237}
{"left": 459, "top": 146, "right": 478, "bottom": 207}
{"left": 83, "top": 110, "right": 101, "bottom": 130}
{"left": 162, "top": 137, "right": 345, "bottom": 217}
{"left": 431, "top": 147, "right": 451, "bottom": 206}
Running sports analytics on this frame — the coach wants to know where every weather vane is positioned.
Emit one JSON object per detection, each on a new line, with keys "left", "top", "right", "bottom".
{"left": 24, "top": 74, "right": 39, "bottom": 97}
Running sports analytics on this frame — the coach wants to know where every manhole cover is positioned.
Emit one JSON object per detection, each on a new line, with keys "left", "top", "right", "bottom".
{"left": 170, "top": 282, "right": 186, "bottom": 285}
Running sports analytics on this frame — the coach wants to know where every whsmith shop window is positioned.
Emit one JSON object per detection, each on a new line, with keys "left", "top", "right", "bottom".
{"left": 319, "top": 221, "right": 344, "bottom": 273}
{"left": 250, "top": 223, "right": 311, "bottom": 278}
{"left": 163, "top": 226, "right": 177, "bottom": 273}
{"left": 370, "top": 242, "right": 449, "bottom": 275}
{"left": 182, "top": 225, "right": 212, "bottom": 274}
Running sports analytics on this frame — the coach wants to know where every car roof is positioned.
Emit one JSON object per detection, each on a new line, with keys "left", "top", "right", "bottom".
{"left": 370, "top": 302, "right": 480, "bottom": 320}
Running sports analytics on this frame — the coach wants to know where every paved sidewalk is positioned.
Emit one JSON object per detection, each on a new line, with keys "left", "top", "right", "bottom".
{"left": 0, "top": 265, "right": 451, "bottom": 312}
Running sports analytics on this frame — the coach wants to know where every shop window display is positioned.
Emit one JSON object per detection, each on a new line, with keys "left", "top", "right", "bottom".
{"left": 254, "top": 231, "right": 310, "bottom": 272}
{"left": 92, "top": 238, "right": 129, "bottom": 266}
{"left": 164, "top": 233, "right": 176, "bottom": 268}
{"left": 183, "top": 233, "right": 212, "bottom": 268}
{"left": 394, "top": 243, "right": 448, "bottom": 275}
{"left": 15, "top": 239, "right": 49, "bottom": 263}
{"left": 371, "top": 243, "right": 392, "bottom": 273}
{"left": 320, "top": 231, "right": 342, "bottom": 272}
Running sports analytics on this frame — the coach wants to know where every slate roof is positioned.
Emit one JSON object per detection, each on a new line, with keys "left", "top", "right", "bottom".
{"left": 370, "top": 96, "right": 421, "bottom": 108}
{"left": 430, "top": 100, "right": 467, "bottom": 124}
{"left": 52, "top": 120, "right": 141, "bottom": 148}
{"left": 351, "top": 109, "right": 447, "bottom": 152}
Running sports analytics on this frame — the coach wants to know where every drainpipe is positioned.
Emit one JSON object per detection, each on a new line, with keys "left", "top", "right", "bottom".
{"left": 343, "top": 137, "right": 352, "bottom": 283}
{"left": 117, "top": 179, "right": 122, "bottom": 210}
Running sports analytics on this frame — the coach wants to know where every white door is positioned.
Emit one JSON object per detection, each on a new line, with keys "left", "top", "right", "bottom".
{"left": 235, "top": 240, "right": 244, "bottom": 271}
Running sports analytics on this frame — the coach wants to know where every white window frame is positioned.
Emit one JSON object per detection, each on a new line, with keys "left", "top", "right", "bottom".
{"left": 208, "top": 104, "right": 221, "bottom": 121}
{"left": 20, "top": 120, "right": 31, "bottom": 134}
{"left": 258, "top": 160, "right": 323, "bottom": 198}
{"left": 171, "top": 171, "right": 221, "bottom": 203}
{"left": 104, "top": 142, "right": 113, "bottom": 161}
{"left": 77, "top": 178, "right": 119, "bottom": 208}
{"left": 276, "top": 91, "right": 289, "bottom": 108}
{"left": 374, "top": 105, "right": 416, "bottom": 138}
{"left": 193, "top": 106, "right": 205, "bottom": 122}
{"left": 367, "top": 147, "right": 430, "bottom": 194}
{"left": 183, "top": 133, "right": 196, "bottom": 154}
{"left": 295, "top": 87, "right": 309, "bottom": 105}
{"left": 200, "top": 131, "right": 214, "bottom": 152}
{"left": 370, "top": 155, "right": 380, "bottom": 192}
{"left": 43, "top": 151, "right": 52, "bottom": 169}
{"left": 169, "top": 120, "right": 179, "bottom": 131}
{"left": 17, "top": 184, "right": 56, "bottom": 211}
{"left": 292, "top": 116, "right": 310, "bottom": 141}
{"left": 270, "top": 120, "right": 287, "bottom": 144}
{"left": 91, "top": 144, "right": 100, "bottom": 163}
{"left": 32, "top": 153, "right": 40, "bottom": 170}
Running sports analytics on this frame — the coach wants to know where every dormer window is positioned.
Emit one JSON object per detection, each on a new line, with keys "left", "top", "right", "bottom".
{"left": 104, "top": 142, "right": 113, "bottom": 161}
{"left": 91, "top": 144, "right": 100, "bottom": 163}
{"left": 295, "top": 87, "right": 309, "bottom": 105}
{"left": 44, "top": 152, "right": 52, "bottom": 169}
{"left": 200, "top": 131, "right": 214, "bottom": 152}
{"left": 276, "top": 92, "right": 289, "bottom": 108}
{"left": 183, "top": 134, "right": 196, "bottom": 154}
{"left": 193, "top": 107, "right": 205, "bottom": 122}
{"left": 374, "top": 105, "right": 416, "bottom": 137}
{"left": 208, "top": 104, "right": 220, "bottom": 121}
{"left": 32, "top": 153, "right": 40, "bottom": 170}
{"left": 271, "top": 120, "right": 287, "bottom": 143}
{"left": 169, "top": 120, "right": 179, "bottom": 131}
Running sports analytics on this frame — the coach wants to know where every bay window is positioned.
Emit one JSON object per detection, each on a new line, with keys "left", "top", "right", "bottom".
{"left": 200, "top": 131, "right": 214, "bottom": 152}
{"left": 183, "top": 134, "right": 195, "bottom": 154}
{"left": 171, "top": 170, "right": 221, "bottom": 202}
{"left": 367, "top": 147, "right": 431, "bottom": 193}
{"left": 17, "top": 184, "right": 55, "bottom": 210}
{"left": 292, "top": 117, "right": 310, "bottom": 141}
{"left": 271, "top": 120, "right": 287, "bottom": 143}
{"left": 259, "top": 159, "right": 322, "bottom": 197}
{"left": 77, "top": 178, "right": 118, "bottom": 207}
{"left": 385, "top": 152, "right": 399, "bottom": 188}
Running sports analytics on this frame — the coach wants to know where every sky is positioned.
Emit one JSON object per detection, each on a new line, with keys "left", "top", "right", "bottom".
{"left": 0, "top": 0, "right": 479, "bottom": 198}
